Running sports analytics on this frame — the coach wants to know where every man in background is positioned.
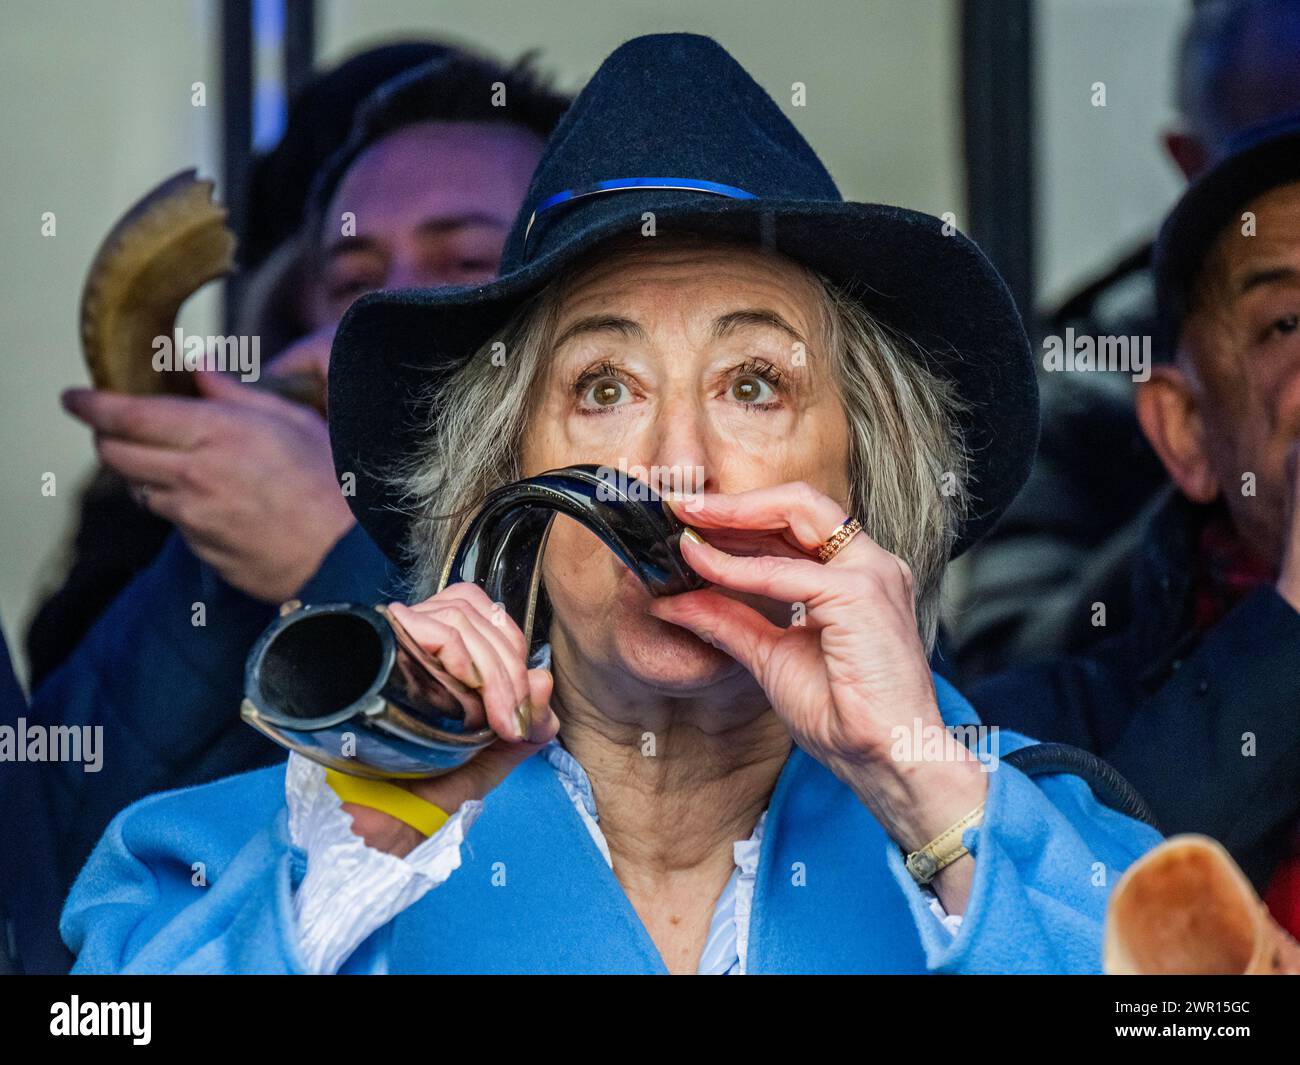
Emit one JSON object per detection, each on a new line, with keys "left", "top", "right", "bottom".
{"left": 973, "top": 115, "right": 1300, "bottom": 938}
{"left": 25, "top": 40, "right": 455, "bottom": 687}
{"left": 953, "top": 0, "right": 1300, "bottom": 679}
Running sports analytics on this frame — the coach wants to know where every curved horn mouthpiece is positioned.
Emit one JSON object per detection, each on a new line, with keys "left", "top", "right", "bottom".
{"left": 1103, "top": 834, "right": 1300, "bottom": 975}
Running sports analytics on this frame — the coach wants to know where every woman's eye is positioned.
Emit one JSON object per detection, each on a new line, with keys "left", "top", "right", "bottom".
{"left": 582, "top": 377, "right": 630, "bottom": 409}
{"left": 730, "top": 374, "right": 776, "bottom": 404}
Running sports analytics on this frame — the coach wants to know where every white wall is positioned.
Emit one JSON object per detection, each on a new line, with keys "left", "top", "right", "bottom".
{"left": 1035, "top": 0, "right": 1188, "bottom": 308}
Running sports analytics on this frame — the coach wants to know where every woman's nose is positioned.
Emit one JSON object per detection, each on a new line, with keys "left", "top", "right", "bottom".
{"left": 642, "top": 406, "right": 715, "bottom": 496}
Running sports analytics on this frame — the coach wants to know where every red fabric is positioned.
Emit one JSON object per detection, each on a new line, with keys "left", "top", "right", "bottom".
{"left": 1265, "top": 823, "right": 1300, "bottom": 939}
{"left": 1190, "top": 509, "right": 1275, "bottom": 633}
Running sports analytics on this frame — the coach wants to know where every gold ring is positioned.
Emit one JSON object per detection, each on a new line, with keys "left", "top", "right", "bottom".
{"left": 817, "top": 517, "right": 862, "bottom": 563}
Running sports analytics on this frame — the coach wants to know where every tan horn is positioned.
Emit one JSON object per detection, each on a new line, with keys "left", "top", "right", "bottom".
{"left": 1104, "top": 834, "right": 1300, "bottom": 975}
{"left": 79, "top": 169, "right": 324, "bottom": 413}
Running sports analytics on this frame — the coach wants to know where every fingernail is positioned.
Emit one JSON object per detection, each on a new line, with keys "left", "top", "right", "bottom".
{"left": 514, "top": 699, "right": 534, "bottom": 740}
{"left": 681, "top": 526, "right": 705, "bottom": 546}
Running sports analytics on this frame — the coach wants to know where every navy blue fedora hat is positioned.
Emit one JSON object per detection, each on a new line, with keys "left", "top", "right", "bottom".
{"left": 328, "top": 33, "right": 1037, "bottom": 562}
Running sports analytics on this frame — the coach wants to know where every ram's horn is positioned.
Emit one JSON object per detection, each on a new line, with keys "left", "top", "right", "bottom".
{"left": 80, "top": 169, "right": 236, "bottom": 398}
{"left": 79, "top": 169, "right": 325, "bottom": 412}
{"left": 1104, "top": 834, "right": 1300, "bottom": 975}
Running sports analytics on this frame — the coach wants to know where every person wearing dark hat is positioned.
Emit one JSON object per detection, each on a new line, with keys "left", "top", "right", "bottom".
{"left": 11, "top": 49, "right": 568, "bottom": 975}
{"left": 953, "top": 0, "right": 1300, "bottom": 682}
{"left": 970, "top": 112, "right": 1300, "bottom": 936}
{"left": 63, "top": 34, "right": 1158, "bottom": 976}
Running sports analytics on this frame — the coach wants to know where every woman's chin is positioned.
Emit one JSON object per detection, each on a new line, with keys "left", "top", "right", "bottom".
{"left": 612, "top": 612, "right": 746, "bottom": 693}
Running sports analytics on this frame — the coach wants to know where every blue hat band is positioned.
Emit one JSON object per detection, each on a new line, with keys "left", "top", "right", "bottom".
{"left": 521, "top": 177, "right": 756, "bottom": 258}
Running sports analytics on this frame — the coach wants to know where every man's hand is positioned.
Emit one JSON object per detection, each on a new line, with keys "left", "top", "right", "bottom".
{"left": 1278, "top": 441, "right": 1300, "bottom": 613}
{"left": 61, "top": 370, "right": 355, "bottom": 603}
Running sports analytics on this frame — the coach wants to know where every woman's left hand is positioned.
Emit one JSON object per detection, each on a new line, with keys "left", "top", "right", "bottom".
{"left": 649, "top": 482, "right": 987, "bottom": 866}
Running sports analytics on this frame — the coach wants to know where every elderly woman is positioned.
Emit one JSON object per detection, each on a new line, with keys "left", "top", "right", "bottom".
{"left": 63, "top": 34, "right": 1160, "bottom": 975}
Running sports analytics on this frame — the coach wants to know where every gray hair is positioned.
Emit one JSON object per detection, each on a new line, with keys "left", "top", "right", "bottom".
{"left": 394, "top": 254, "right": 969, "bottom": 651}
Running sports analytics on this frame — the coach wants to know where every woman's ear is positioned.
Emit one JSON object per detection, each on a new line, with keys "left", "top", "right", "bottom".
{"left": 1135, "top": 365, "right": 1220, "bottom": 503}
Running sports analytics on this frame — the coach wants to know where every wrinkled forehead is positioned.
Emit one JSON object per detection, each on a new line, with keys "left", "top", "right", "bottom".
{"left": 549, "top": 233, "right": 826, "bottom": 335}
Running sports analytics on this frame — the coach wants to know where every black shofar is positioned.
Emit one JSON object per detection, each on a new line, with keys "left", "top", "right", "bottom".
{"left": 240, "top": 465, "right": 705, "bottom": 779}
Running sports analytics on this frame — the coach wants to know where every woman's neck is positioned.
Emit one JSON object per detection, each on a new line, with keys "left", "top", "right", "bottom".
{"left": 544, "top": 625, "right": 793, "bottom": 973}
{"left": 549, "top": 641, "right": 792, "bottom": 879}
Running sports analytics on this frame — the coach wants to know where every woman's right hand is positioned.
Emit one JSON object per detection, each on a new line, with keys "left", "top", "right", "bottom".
{"left": 337, "top": 583, "right": 559, "bottom": 857}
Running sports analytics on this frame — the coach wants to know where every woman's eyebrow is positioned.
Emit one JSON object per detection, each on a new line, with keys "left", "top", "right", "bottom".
{"left": 711, "top": 308, "right": 806, "bottom": 345}
{"left": 553, "top": 315, "right": 648, "bottom": 348}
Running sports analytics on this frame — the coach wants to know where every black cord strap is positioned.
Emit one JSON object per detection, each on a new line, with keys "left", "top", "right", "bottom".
{"left": 1003, "top": 743, "right": 1160, "bottom": 830}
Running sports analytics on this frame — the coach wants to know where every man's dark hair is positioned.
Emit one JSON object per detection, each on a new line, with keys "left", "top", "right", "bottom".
{"left": 306, "top": 50, "right": 570, "bottom": 241}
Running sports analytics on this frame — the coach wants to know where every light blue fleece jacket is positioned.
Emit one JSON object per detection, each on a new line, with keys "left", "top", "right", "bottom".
{"left": 62, "top": 675, "right": 1162, "bottom": 974}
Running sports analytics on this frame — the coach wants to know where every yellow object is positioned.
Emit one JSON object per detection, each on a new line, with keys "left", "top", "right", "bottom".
{"left": 325, "top": 769, "right": 450, "bottom": 838}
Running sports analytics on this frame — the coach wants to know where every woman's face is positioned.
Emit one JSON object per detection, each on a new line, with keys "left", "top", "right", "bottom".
{"left": 522, "top": 238, "right": 852, "bottom": 693}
